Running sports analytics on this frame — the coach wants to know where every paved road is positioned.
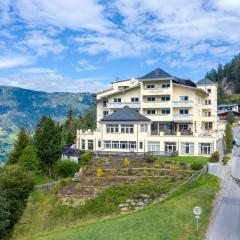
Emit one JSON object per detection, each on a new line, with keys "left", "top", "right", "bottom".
{"left": 207, "top": 127, "right": 240, "bottom": 240}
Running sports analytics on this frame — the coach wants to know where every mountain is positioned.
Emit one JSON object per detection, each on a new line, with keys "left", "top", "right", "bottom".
{"left": 205, "top": 54, "right": 240, "bottom": 103}
{"left": 0, "top": 86, "right": 95, "bottom": 163}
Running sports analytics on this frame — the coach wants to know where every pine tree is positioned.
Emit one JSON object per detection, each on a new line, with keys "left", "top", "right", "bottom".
{"left": 34, "top": 117, "right": 62, "bottom": 176}
{"left": 8, "top": 128, "right": 30, "bottom": 164}
{"left": 227, "top": 111, "right": 235, "bottom": 124}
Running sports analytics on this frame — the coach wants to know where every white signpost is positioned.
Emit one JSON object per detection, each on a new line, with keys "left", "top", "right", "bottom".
{"left": 193, "top": 206, "right": 202, "bottom": 232}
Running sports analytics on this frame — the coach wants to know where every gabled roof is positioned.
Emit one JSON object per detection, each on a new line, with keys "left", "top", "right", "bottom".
{"left": 101, "top": 106, "right": 151, "bottom": 122}
{"left": 197, "top": 79, "right": 214, "bottom": 85}
{"left": 139, "top": 68, "right": 173, "bottom": 80}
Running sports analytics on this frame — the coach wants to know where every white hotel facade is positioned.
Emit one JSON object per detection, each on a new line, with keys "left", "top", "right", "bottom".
{"left": 76, "top": 68, "right": 225, "bottom": 157}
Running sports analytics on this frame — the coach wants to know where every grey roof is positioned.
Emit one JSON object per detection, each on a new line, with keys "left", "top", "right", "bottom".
{"left": 197, "top": 79, "right": 214, "bottom": 85}
{"left": 139, "top": 68, "right": 173, "bottom": 80}
{"left": 101, "top": 106, "right": 151, "bottom": 122}
{"left": 173, "top": 78, "right": 196, "bottom": 88}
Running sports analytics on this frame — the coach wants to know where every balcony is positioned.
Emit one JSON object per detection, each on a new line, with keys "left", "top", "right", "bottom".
{"left": 172, "top": 100, "right": 193, "bottom": 107}
{"left": 173, "top": 114, "right": 193, "bottom": 121}
{"left": 107, "top": 102, "right": 141, "bottom": 109}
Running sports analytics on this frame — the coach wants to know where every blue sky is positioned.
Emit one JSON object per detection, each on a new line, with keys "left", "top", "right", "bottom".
{"left": 0, "top": 0, "right": 240, "bottom": 92}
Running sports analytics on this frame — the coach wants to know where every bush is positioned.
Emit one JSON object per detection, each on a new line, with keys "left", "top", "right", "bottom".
{"left": 123, "top": 158, "right": 130, "bottom": 167}
{"left": 0, "top": 166, "right": 34, "bottom": 236}
{"left": 223, "top": 155, "right": 231, "bottom": 165}
{"left": 19, "top": 145, "right": 39, "bottom": 171}
{"left": 55, "top": 160, "right": 79, "bottom": 178}
{"left": 146, "top": 155, "right": 158, "bottom": 163}
{"left": 210, "top": 151, "right": 219, "bottom": 163}
{"left": 191, "top": 162, "right": 203, "bottom": 170}
{"left": 60, "top": 177, "right": 72, "bottom": 187}
{"left": 81, "top": 151, "right": 92, "bottom": 166}
{"left": 96, "top": 167, "right": 104, "bottom": 177}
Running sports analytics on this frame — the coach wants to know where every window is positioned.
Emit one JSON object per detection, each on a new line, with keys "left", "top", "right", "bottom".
{"left": 148, "top": 141, "right": 160, "bottom": 152}
{"left": 121, "top": 124, "right": 134, "bottom": 133}
{"left": 205, "top": 99, "right": 211, "bottom": 105}
{"left": 181, "top": 142, "right": 194, "bottom": 155}
{"left": 180, "top": 96, "right": 189, "bottom": 101}
{"left": 103, "top": 111, "right": 108, "bottom": 116}
{"left": 98, "top": 140, "right": 101, "bottom": 148}
{"left": 140, "top": 124, "right": 148, "bottom": 132}
{"left": 81, "top": 140, "right": 85, "bottom": 150}
{"left": 180, "top": 109, "right": 189, "bottom": 114}
{"left": 88, "top": 140, "right": 94, "bottom": 150}
{"left": 103, "top": 99, "right": 108, "bottom": 107}
{"left": 162, "top": 83, "right": 170, "bottom": 88}
{"left": 114, "top": 98, "right": 121, "bottom": 102}
{"left": 118, "top": 86, "right": 129, "bottom": 91}
{"left": 112, "top": 141, "right": 119, "bottom": 149}
{"left": 131, "top": 97, "right": 139, "bottom": 103}
{"left": 165, "top": 142, "right": 177, "bottom": 153}
{"left": 207, "top": 88, "right": 211, "bottom": 93}
{"left": 199, "top": 143, "right": 212, "bottom": 155}
{"left": 147, "top": 109, "right": 156, "bottom": 115}
{"left": 161, "top": 109, "right": 170, "bottom": 114}
{"left": 179, "top": 124, "right": 188, "bottom": 130}
{"left": 147, "top": 96, "right": 156, "bottom": 102}
{"left": 104, "top": 141, "right": 111, "bottom": 149}
{"left": 139, "top": 142, "right": 143, "bottom": 149}
{"left": 120, "top": 141, "right": 128, "bottom": 149}
{"left": 147, "top": 84, "right": 155, "bottom": 89}
{"left": 161, "top": 95, "right": 170, "bottom": 101}
{"left": 129, "top": 141, "right": 137, "bottom": 149}
{"left": 205, "top": 122, "right": 213, "bottom": 130}
{"left": 106, "top": 124, "right": 119, "bottom": 133}
{"left": 204, "top": 111, "right": 211, "bottom": 117}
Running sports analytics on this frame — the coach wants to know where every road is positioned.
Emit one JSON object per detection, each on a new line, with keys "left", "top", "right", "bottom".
{"left": 207, "top": 127, "right": 240, "bottom": 240}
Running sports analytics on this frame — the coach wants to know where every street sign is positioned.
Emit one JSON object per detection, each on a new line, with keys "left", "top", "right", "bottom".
{"left": 193, "top": 206, "right": 202, "bottom": 216}
{"left": 193, "top": 206, "right": 202, "bottom": 232}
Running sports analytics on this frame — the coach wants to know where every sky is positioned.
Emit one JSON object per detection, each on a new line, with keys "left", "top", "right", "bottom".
{"left": 0, "top": 0, "right": 240, "bottom": 93}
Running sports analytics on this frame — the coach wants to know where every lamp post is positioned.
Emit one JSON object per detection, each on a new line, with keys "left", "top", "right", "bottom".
{"left": 193, "top": 206, "right": 202, "bottom": 232}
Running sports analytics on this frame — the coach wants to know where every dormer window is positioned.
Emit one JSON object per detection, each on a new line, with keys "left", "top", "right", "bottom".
{"left": 207, "top": 88, "right": 211, "bottom": 93}
{"left": 147, "top": 84, "right": 155, "bottom": 89}
{"left": 114, "top": 98, "right": 121, "bottom": 103}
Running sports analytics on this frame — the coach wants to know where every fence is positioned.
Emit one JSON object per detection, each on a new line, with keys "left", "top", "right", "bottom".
{"left": 35, "top": 181, "right": 60, "bottom": 191}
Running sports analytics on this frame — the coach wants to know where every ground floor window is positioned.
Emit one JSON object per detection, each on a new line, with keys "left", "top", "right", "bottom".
{"left": 199, "top": 143, "right": 212, "bottom": 155}
{"left": 179, "top": 124, "right": 188, "bottom": 130}
{"left": 103, "top": 140, "right": 136, "bottom": 150}
{"left": 139, "top": 142, "right": 143, "bottom": 149}
{"left": 88, "top": 140, "right": 94, "bottom": 150}
{"left": 181, "top": 142, "right": 194, "bottom": 155}
{"left": 98, "top": 140, "right": 101, "bottom": 148}
{"left": 81, "top": 139, "right": 85, "bottom": 150}
{"left": 165, "top": 142, "right": 177, "bottom": 152}
{"left": 148, "top": 141, "right": 160, "bottom": 152}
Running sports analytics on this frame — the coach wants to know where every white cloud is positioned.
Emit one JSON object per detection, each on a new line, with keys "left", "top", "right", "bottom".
{"left": 13, "top": 0, "right": 114, "bottom": 33}
{"left": 77, "top": 59, "right": 101, "bottom": 72}
{"left": 0, "top": 71, "right": 109, "bottom": 92}
{"left": 0, "top": 54, "right": 33, "bottom": 69}
{"left": 21, "top": 31, "right": 66, "bottom": 56}
{"left": 19, "top": 67, "right": 56, "bottom": 74}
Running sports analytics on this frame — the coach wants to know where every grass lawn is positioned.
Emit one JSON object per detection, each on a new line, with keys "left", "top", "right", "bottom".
{"left": 31, "top": 172, "right": 56, "bottom": 185}
{"left": 28, "top": 174, "right": 218, "bottom": 240}
{"left": 158, "top": 156, "right": 209, "bottom": 164}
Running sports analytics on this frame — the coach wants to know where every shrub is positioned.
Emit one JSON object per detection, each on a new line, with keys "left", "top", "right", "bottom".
{"left": 96, "top": 167, "right": 104, "bottom": 177}
{"left": 223, "top": 155, "right": 231, "bottom": 165}
{"left": 146, "top": 155, "right": 158, "bottom": 163}
{"left": 60, "top": 177, "right": 72, "bottom": 187}
{"left": 18, "top": 145, "right": 39, "bottom": 171}
{"left": 81, "top": 151, "right": 92, "bottom": 166}
{"left": 75, "top": 183, "right": 81, "bottom": 191}
{"left": 123, "top": 158, "right": 130, "bottom": 167}
{"left": 55, "top": 160, "right": 79, "bottom": 178}
{"left": 191, "top": 162, "right": 203, "bottom": 170}
{"left": 210, "top": 151, "right": 220, "bottom": 163}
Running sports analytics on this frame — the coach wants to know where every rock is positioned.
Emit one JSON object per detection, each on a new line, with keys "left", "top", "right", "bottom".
{"left": 140, "top": 194, "right": 150, "bottom": 198}
{"left": 143, "top": 199, "right": 149, "bottom": 204}
{"left": 118, "top": 203, "right": 128, "bottom": 208}
{"left": 121, "top": 207, "right": 128, "bottom": 212}
{"left": 136, "top": 201, "right": 145, "bottom": 207}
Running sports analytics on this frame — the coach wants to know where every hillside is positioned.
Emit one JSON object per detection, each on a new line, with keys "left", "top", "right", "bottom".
{"left": 0, "top": 86, "right": 94, "bottom": 163}
{"left": 205, "top": 54, "right": 240, "bottom": 103}
{"left": 13, "top": 174, "right": 219, "bottom": 240}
